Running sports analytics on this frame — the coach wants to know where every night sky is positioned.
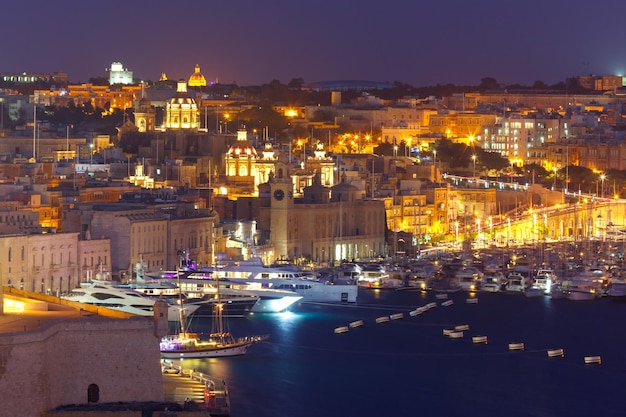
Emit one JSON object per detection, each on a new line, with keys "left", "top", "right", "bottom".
{"left": 3, "top": 0, "right": 625, "bottom": 87}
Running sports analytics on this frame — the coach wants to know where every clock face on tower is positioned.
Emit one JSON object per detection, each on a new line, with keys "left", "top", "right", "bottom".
{"left": 273, "top": 189, "right": 285, "bottom": 201}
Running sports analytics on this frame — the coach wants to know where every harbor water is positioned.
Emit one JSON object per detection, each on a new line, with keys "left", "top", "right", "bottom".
{"left": 180, "top": 288, "right": 626, "bottom": 417}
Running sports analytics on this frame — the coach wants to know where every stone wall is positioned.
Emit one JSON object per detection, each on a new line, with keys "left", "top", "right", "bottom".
{"left": 0, "top": 317, "right": 163, "bottom": 417}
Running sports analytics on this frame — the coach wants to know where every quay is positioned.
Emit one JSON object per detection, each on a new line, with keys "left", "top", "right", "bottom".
{"left": 162, "top": 360, "right": 231, "bottom": 416}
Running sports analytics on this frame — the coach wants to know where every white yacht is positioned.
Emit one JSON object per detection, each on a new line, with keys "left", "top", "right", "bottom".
{"left": 531, "top": 269, "right": 557, "bottom": 294}
{"left": 505, "top": 273, "right": 527, "bottom": 292}
{"left": 355, "top": 264, "right": 391, "bottom": 289}
{"left": 562, "top": 267, "right": 606, "bottom": 301}
{"left": 185, "top": 273, "right": 302, "bottom": 313}
{"left": 62, "top": 281, "right": 197, "bottom": 321}
{"left": 480, "top": 270, "right": 505, "bottom": 292}
{"left": 143, "top": 261, "right": 303, "bottom": 313}
{"left": 456, "top": 267, "right": 482, "bottom": 291}
{"left": 208, "top": 258, "right": 358, "bottom": 304}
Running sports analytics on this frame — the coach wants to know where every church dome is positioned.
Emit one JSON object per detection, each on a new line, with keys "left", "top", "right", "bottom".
{"left": 227, "top": 141, "right": 258, "bottom": 158}
{"left": 227, "top": 129, "right": 258, "bottom": 157}
{"left": 188, "top": 64, "right": 207, "bottom": 87}
{"left": 169, "top": 79, "right": 196, "bottom": 105}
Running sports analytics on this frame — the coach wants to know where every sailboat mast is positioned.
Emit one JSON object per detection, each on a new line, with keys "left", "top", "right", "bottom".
{"left": 216, "top": 261, "right": 225, "bottom": 339}
{"left": 176, "top": 261, "right": 186, "bottom": 336}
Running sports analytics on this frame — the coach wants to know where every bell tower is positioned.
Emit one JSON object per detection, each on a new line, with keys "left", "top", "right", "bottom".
{"left": 269, "top": 162, "right": 293, "bottom": 259}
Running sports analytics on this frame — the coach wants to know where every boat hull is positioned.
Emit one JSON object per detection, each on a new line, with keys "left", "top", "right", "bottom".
{"left": 160, "top": 341, "right": 254, "bottom": 359}
{"left": 188, "top": 297, "right": 257, "bottom": 318}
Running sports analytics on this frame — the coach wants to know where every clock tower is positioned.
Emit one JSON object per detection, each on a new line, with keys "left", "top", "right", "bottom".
{"left": 269, "top": 162, "right": 293, "bottom": 259}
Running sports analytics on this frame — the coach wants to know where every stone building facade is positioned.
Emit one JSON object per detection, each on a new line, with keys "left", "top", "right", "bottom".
{"left": 0, "top": 232, "right": 110, "bottom": 295}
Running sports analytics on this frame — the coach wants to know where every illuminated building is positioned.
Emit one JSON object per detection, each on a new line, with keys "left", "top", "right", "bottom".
{"left": 0, "top": 71, "right": 67, "bottom": 86}
{"left": 261, "top": 169, "right": 386, "bottom": 263}
{"left": 165, "top": 80, "right": 198, "bottom": 130}
{"left": 106, "top": 61, "right": 133, "bottom": 85}
{"left": 428, "top": 112, "right": 498, "bottom": 143}
{"left": 224, "top": 129, "right": 260, "bottom": 194}
{"left": 188, "top": 64, "right": 207, "bottom": 87}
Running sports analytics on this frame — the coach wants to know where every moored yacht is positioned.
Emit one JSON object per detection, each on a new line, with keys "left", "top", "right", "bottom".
{"left": 62, "top": 280, "right": 197, "bottom": 322}
{"left": 531, "top": 268, "right": 557, "bottom": 294}
{"left": 505, "top": 273, "right": 527, "bottom": 292}
{"left": 147, "top": 271, "right": 302, "bottom": 314}
{"left": 562, "top": 269, "right": 605, "bottom": 301}
{"left": 480, "top": 270, "right": 505, "bottom": 292}
{"left": 208, "top": 258, "right": 358, "bottom": 303}
{"left": 456, "top": 267, "right": 482, "bottom": 291}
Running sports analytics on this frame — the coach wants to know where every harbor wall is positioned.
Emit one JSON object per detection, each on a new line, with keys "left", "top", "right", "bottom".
{"left": 0, "top": 317, "right": 163, "bottom": 417}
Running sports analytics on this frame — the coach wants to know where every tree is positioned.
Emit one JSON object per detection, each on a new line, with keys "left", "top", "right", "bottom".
{"left": 287, "top": 78, "right": 305, "bottom": 90}
{"left": 476, "top": 149, "right": 510, "bottom": 172}
{"left": 479, "top": 77, "right": 499, "bottom": 91}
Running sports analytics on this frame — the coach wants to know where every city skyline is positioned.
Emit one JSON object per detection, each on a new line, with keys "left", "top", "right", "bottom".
{"left": 3, "top": 0, "right": 626, "bottom": 87}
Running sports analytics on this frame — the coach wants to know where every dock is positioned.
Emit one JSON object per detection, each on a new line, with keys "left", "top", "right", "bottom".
{"left": 161, "top": 360, "right": 230, "bottom": 416}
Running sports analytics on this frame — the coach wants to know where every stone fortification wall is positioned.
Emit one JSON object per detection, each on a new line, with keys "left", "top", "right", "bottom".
{"left": 0, "top": 317, "right": 163, "bottom": 417}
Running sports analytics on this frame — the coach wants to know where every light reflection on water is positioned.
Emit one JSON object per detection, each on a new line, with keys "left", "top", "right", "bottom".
{"left": 178, "top": 289, "right": 626, "bottom": 417}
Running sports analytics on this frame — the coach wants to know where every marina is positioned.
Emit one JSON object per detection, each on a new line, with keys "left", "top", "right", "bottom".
{"left": 180, "top": 284, "right": 626, "bottom": 417}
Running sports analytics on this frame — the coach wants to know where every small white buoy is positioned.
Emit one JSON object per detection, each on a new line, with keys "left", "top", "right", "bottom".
{"left": 508, "top": 342, "right": 525, "bottom": 351}
{"left": 375, "top": 316, "right": 390, "bottom": 324}
{"left": 390, "top": 313, "right": 404, "bottom": 320}
{"left": 443, "top": 328, "right": 455, "bottom": 336}
{"left": 426, "top": 302, "right": 437, "bottom": 309}
{"left": 472, "top": 335, "right": 488, "bottom": 344}
{"left": 584, "top": 356, "right": 602, "bottom": 365}
{"left": 454, "top": 324, "right": 469, "bottom": 331}
{"left": 441, "top": 299, "right": 454, "bottom": 307}
{"left": 349, "top": 320, "right": 363, "bottom": 328}
{"left": 436, "top": 293, "right": 448, "bottom": 299}
{"left": 334, "top": 326, "right": 349, "bottom": 334}
{"left": 409, "top": 309, "right": 421, "bottom": 317}
{"left": 466, "top": 298, "right": 479, "bottom": 304}
{"left": 449, "top": 331, "right": 464, "bottom": 339}
{"left": 547, "top": 348, "right": 564, "bottom": 358}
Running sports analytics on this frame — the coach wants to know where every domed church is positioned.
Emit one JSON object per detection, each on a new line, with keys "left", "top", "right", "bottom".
{"left": 165, "top": 80, "right": 198, "bottom": 130}
{"left": 188, "top": 64, "right": 207, "bottom": 87}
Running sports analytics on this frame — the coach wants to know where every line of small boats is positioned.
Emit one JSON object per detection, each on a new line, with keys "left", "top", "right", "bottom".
{"left": 348, "top": 252, "right": 626, "bottom": 301}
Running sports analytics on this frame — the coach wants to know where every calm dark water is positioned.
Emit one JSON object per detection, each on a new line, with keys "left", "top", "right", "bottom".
{"left": 181, "top": 289, "right": 626, "bottom": 417}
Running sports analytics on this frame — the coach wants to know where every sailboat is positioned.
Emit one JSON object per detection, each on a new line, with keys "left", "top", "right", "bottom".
{"left": 159, "top": 262, "right": 268, "bottom": 359}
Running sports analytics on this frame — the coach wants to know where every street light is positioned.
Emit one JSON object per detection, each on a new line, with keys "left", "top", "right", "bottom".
{"left": 600, "top": 173, "right": 606, "bottom": 199}
{"left": 471, "top": 154, "right": 476, "bottom": 178}
{"left": 89, "top": 143, "right": 94, "bottom": 166}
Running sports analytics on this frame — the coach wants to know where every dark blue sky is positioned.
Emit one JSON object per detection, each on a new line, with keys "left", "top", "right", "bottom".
{"left": 3, "top": 0, "right": 625, "bottom": 87}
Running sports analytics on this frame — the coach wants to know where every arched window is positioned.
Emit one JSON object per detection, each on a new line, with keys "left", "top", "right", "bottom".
{"left": 239, "top": 165, "right": 248, "bottom": 176}
{"left": 87, "top": 384, "right": 100, "bottom": 403}
{"left": 229, "top": 165, "right": 236, "bottom": 176}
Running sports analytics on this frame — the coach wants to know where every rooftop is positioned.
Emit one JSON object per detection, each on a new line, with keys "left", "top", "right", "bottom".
{"left": 0, "top": 287, "right": 132, "bottom": 335}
